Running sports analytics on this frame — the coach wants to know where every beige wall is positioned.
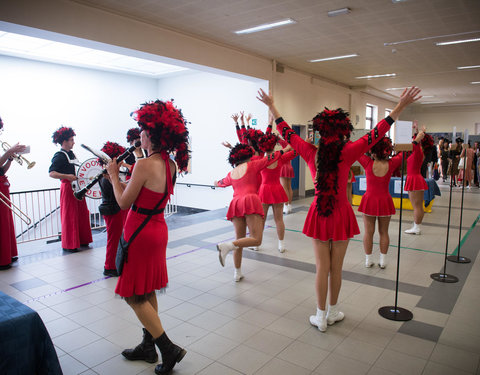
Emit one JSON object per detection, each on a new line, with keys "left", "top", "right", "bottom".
{"left": 404, "top": 105, "right": 480, "bottom": 135}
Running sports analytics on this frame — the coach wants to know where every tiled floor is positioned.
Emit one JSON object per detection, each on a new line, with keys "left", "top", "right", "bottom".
{"left": 1, "top": 180, "right": 480, "bottom": 374}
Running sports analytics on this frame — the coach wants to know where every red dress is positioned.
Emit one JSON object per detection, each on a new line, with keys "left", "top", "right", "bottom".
{"left": 358, "top": 154, "right": 403, "bottom": 217}
{"left": 278, "top": 139, "right": 295, "bottom": 178}
{"left": 0, "top": 175, "right": 18, "bottom": 266}
{"left": 277, "top": 117, "right": 393, "bottom": 241}
{"left": 405, "top": 143, "right": 428, "bottom": 191}
{"left": 217, "top": 153, "right": 281, "bottom": 220}
{"left": 259, "top": 151, "right": 297, "bottom": 204}
{"left": 115, "top": 154, "right": 173, "bottom": 298}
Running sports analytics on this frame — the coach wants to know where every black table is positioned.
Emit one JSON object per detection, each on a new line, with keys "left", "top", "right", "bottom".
{"left": 0, "top": 291, "right": 63, "bottom": 375}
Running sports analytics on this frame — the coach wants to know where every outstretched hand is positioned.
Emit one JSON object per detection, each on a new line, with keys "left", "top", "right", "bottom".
{"left": 106, "top": 157, "right": 120, "bottom": 179}
{"left": 239, "top": 111, "right": 245, "bottom": 126}
{"left": 231, "top": 113, "right": 239, "bottom": 123}
{"left": 399, "top": 86, "right": 422, "bottom": 107}
{"left": 221, "top": 141, "right": 233, "bottom": 149}
{"left": 256, "top": 89, "right": 274, "bottom": 107}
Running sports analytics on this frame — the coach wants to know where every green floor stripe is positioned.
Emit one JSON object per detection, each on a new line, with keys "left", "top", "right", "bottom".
{"left": 450, "top": 214, "right": 480, "bottom": 256}
{"left": 270, "top": 226, "right": 445, "bottom": 255}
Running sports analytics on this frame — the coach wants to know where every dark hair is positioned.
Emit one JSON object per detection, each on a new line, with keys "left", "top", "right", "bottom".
{"left": 228, "top": 143, "right": 254, "bottom": 167}
{"left": 245, "top": 128, "right": 264, "bottom": 152}
{"left": 370, "top": 137, "right": 393, "bottom": 160}
{"left": 312, "top": 108, "right": 354, "bottom": 217}
{"left": 52, "top": 127, "right": 76, "bottom": 144}
{"left": 258, "top": 133, "right": 278, "bottom": 152}
{"left": 126, "top": 128, "right": 141, "bottom": 143}
{"left": 132, "top": 100, "right": 190, "bottom": 172}
{"left": 99, "top": 141, "right": 126, "bottom": 165}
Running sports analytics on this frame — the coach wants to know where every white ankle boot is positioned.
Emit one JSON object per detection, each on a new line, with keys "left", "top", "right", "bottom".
{"left": 378, "top": 253, "right": 387, "bottom": 269}
{"left": 217, "top": 242, "right": 236, "bottom": 267}
{"left": 365, "top": 254, "right": 374, "bottom": 268}
{"left": 405, "top": 223, "right": 421, "bottom": 235}
{"left": 249, "top": 246, "right": 259, "bottom": 251}
{"left": 326, "top": 304, "right": 345, "bottom": 325}
{"left": 309, "top": 308, "right": 327, "bottom": 332}
{"left": 234, "top": 268, "right": 244, "bottom": 282}
{"left": 283, "top": 204, "right": 288, "bottom": 214}
{"left": 278, "top": 240, "right": 286, "bottom": 253}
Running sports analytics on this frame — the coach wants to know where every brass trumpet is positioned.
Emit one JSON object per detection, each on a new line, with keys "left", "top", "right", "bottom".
{"left": 1, "top": 140, "right": 36, "bottom": 169}
{"left": 0, "top": 191, "right": 32, "bottom": 225}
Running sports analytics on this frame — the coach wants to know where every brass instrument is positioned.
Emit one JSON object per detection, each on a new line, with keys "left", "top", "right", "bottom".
{"left": 1, "top": 140, "right": 36, "bottom": 169}
{"left": 0, "top": 191, "right": 32, "bottom": 225}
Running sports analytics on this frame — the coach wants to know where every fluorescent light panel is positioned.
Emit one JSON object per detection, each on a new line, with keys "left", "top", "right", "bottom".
{"left": 436, "top": 37, "right": 480, "bottom": 46}
{"left": 356, "top": 73, "right": 396, "bottom": 79}
{"left": 457, "top": 65, "right": 480, "bottom": 70}
{"left": 309, "top": 53, "right": 358, "bottom": 62}
{"left": 385, "top": 87, "right": 407, "bottom": 91}
{"left": 421, "top": 101, "right": 445, "bottom": 104}
{"left": 234, "top": 19, "right": 296, "bottom": 34}
{"left": 471, "top": 81, "right": 480, "bottom": 84}
{"left": 327, "top": 8, "right": 351, "bottom": 17}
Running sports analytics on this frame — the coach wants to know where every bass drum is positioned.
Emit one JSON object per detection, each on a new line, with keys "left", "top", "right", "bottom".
{"left": 76, "top": 158, "right": 103, "bottom": 199}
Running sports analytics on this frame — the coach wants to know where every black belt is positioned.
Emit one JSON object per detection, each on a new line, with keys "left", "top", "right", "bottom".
{"left": 131, "top": 205, "right": 165, "bottom": 215}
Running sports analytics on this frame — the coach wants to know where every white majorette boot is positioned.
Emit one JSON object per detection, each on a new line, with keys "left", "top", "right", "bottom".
{"left": 278, "top": 240, "right": 286, "bottom": 253}
{"left": 248, "top": 246, "right": 259, "bottom": 251}
{"left": 309, "top": 308, "right": 327, "bottom": 332}
{"left": 326, "top": 304, "right": 345, "bottom": 325}
{"left": 283, "top": 204, "right": 288, "bottom": 214}
{"left": 217, "top": 242, "right": 237, "bottom": 267}
{"left": 404, "top": 223, "right": 421, "bottom": 235}
{"left": 378, "top": 253, "right": 387, "bottom": 269}
{"left": 234, "top": 268, "right": 244, "bottom": 282}
{"left": 365, "top": 254, "right": 374, "bottom": 268}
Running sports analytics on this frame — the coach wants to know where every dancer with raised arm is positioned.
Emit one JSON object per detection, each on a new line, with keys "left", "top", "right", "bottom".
{"left": 358, "top": 137, "right": 403, "bottom": 269}
{"left": 258, "top": 87, "right": 421, "bottom": 332}
{"left": 215, "top": 144, "right": 282, "bottom": 281}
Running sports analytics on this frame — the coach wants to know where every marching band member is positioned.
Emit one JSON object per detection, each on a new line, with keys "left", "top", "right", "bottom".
{"left": 49, "top": 127, "right": 92, "bottom": 251}
{"left": 0, "top": 116, "right": 26, "bottom": 270}
{"left": 125, "top": 127, "right": 145, "bottom": 179}
{"left": 98, "top": 141, "right": 128, "bottom": 277}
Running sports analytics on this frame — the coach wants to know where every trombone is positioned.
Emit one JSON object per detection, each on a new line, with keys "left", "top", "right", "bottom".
{"left": 0, "top": 191, "right": 32, "bottom": 225}
{"left": 1, "top": 140, "right": 36, "bottom": 169}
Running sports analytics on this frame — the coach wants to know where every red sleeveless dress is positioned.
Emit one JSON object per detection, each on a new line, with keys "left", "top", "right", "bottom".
{"left": 115, "top": 153, "right": 173, "bottom": 298}
{"left": 405, "top": 143, "right": 428, "bottom": 191}
{"left": 259, "top": 150, "right": 296, "bottom": 204}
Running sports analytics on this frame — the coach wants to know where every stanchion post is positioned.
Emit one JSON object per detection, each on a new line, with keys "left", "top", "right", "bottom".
{"left": 379, "top": 151, "right": 413, "bottom": 321}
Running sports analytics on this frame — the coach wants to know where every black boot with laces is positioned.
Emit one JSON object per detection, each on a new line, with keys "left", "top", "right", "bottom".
{"left": 121, "top": 328, "right": 158, "bottom": 363}
{"left": 154, "top": 332, "right": 187, "bottom": 374}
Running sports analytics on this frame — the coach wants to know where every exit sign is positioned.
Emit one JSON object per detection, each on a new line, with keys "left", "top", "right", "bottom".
{"left": 251, "top": 119, "right": 257, "bottom": 125}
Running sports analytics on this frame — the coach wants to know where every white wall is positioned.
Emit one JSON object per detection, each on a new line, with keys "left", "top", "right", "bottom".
{"left": 157, "top": 71, "right": 268, "bottom": 209}
{"left": 0, "top": 55, "right": 157, "bottom": 191}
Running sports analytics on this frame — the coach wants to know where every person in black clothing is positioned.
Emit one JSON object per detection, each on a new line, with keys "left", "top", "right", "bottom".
{"left": 49, "top": 127, "right": 92, "bottom": 251}
{"left": 440, "top": 140, "right": 450, "bottom": 182}
{"left": 124, "top": 127, "right": 146, "bottom": 179}
{"left": 449, "top": 137, "right": 463, "bottom": 186}
{"left": 98, "top": 141, "right": 128, "bottom": 277}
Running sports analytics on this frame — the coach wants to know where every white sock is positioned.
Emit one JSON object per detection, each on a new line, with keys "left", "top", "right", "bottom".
{"left": 379, "top": 253, "right": 386, "bottom": 263}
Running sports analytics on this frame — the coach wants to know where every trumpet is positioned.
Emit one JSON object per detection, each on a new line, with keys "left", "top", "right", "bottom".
{"left": 0, "top": 191, "right": 32, "bottom": 225}
{"left": 1, "top": 140, "right": 36, "bottom": 169}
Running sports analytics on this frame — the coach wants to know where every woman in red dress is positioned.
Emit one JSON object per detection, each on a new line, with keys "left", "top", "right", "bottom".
{"left": 0, "top": 117, "right": 26, "bottom": 270}
{"left": 107, "top": 100, "right": 189, "bottom": 375}
{"left": 215, "top": 144, "right": 282, "bottom": 281}
{"left": 257, "top": 132, "right": 296, "bottom": 253}
{"left": 358, "top": 137, "right": 403, "bottom": 269}
{"left": 404, "top": 127, "right": 432, "bottom": 235}
{"left": 258, "top": 87, "right": 421, "bottom": 332}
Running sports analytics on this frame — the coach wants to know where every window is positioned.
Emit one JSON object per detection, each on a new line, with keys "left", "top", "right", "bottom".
{"left": 385, "top": 109, "right": 394, "bottom": 139}
{"left": 365, "top": 104, "right": 377, "bottom": 130}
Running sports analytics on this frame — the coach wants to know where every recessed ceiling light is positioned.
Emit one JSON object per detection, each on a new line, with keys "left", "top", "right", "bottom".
{"left": 234, "top": 19, "right": 296, "bottom": 34}
{"left": 385, "top": 87, "right": 407, "bottom": 91}
{"left": 392, "top": 0, "right": 408, "bottom": 3}
{"left": 421, "top": 101, "right": 446, "bottom": 104}
{"left": 356, "top": 73, "right": 396, "bottom": 79}
{"left": 309, "top": 54, "right": 358, "bottom": 62}
{"left": 436, "top": 37, "right": 480, "bottom": 46}
{"left": 457, "top": 65, "right": 480, "bottom": 70}
{"left": 471, "top": 81, "right": 480, "bottom": 84}
{"left": 327, "top": 8, "right": 351, "bottom": 17}
{"left": 421, "top": 95, "right": 435, "bottom": 98}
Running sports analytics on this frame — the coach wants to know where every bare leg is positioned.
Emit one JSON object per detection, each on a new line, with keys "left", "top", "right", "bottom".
{"left": 347, "top": 183, "right": 353, "bottom": 204}
{"left": 312, "top": 239, "right": 331, "bottom": 310}
{"left": 280, "top": 177, "right": 293, "bottom": 204}
{"left": 128, "top": 298, "right": 165, "bottom": 339}
{"left": 232, "top": 217, "right": 246, "bottom": 269}
{"left": 231, "top": 214, "right": 264, "bottom": 248}
{"left": 408, "top": 190, "right": 425, "bottom": 224}
{"left": 362, "top": 214, "right": 376, "bottom": 255}
{"left": 272, "top": 203, "right": 285, "bottom": 240}
{"left": 377, "top": 216, "right": 391, "bottom": 254}
{"left": 329, "top": 240, "right": 349, "bottom": 306}
{"left": 262, "top": 204, "right": 269, "bottom": 229}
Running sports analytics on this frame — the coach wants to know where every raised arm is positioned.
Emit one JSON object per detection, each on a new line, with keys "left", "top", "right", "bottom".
{"left": 257, "top": 89, "right": 317, "bottom": 164}
{"left": 390, "top": 152, "right": 404, "bottom": 171}
{"left": 344, "top": 87, "right": 422, "bottom": 162}
{"left": 358, "top": 154, "right": 372, "bottom": 169}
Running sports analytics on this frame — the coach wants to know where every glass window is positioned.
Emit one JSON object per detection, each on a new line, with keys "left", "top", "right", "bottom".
{"left": 365, "top": 104, "right": 374, "bottom": 129}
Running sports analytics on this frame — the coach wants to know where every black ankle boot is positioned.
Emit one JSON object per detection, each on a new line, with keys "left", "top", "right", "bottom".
{"left": 121, "top": 328, "right": 158, "bottom": 363}
{"left": 154, "top": 332, "right": 187, "bottom": 374}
